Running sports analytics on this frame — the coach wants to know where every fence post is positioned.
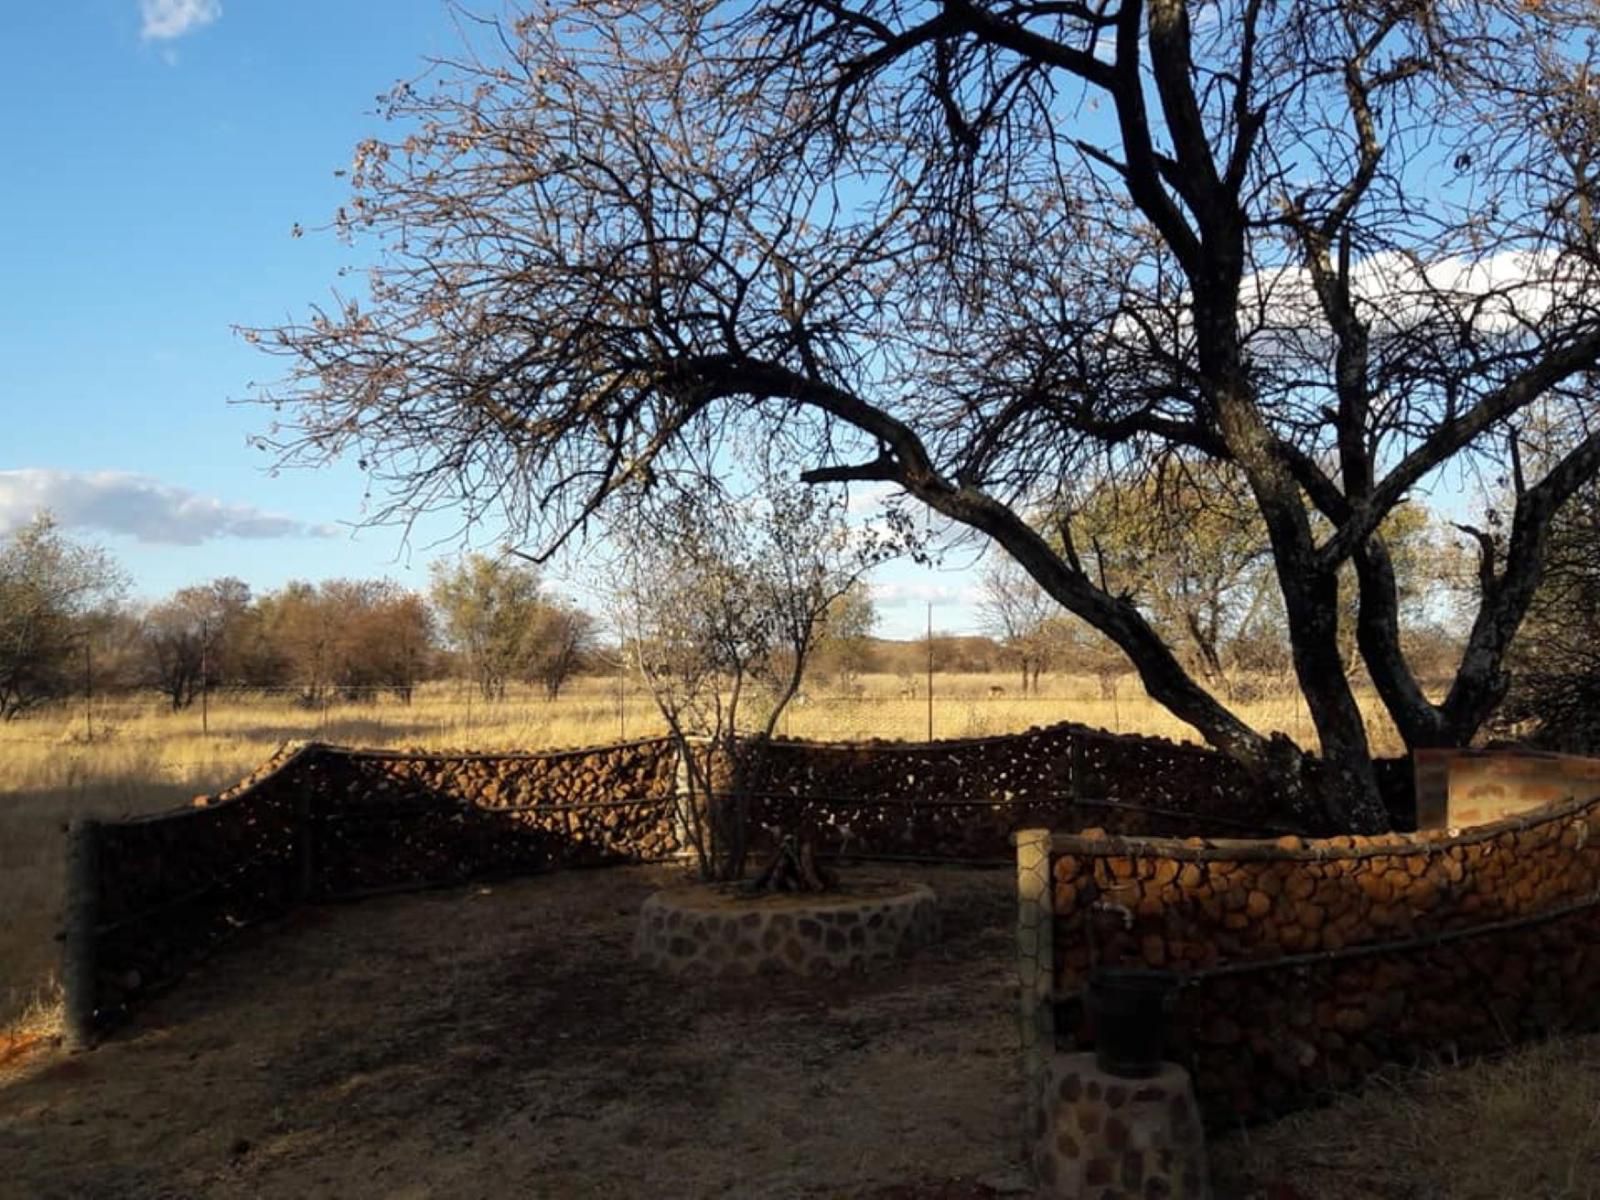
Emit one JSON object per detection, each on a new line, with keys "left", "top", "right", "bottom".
{"left": 1070, "top": 734, "right": 1087, "bottom": 798}
{"left": 294, "top": 789, "right": 316, "bottom": 903}
{"left": 1014, "top": 827, "right": 1055, "bottom": 1165}
{"left": 671, "top": 739, "right": 694, "bottom": 860}
{"left": 62, "top": 818, "right": 101, "bottom": 1052}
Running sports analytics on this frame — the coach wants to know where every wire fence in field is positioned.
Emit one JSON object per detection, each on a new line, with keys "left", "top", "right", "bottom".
{"left": 19, "top": 667, "right": 1327, "bottom": 754}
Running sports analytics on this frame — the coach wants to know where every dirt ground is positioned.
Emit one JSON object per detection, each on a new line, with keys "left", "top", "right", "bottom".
{"left": 0, "top": 864, "right": 1032, "bottom": 1200}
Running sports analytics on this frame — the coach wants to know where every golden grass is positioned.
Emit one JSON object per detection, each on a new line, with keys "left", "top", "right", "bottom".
{"left": 1212, "top": 1035, "right": 1600, "bottom": 1198}
{"left": 0, "top": 670, "right": 1401, "bottom": 1034}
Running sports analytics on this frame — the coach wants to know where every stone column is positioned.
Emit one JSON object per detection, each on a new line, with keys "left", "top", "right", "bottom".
{"left": 1032, "top": 1052, "right": 1209, "bottom": 1200}
{"left": 61, "top": 818, "right": 101, "bottom": 1052}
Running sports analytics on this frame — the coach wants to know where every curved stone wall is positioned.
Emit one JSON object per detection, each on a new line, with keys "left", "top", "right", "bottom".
{"left": 86, "top": 738, "right": 683, "bottom": 1029}
{"left": 79, "top": 720, "right": 1411, "bottom": 1036}
{"left": 1030, "top": 790, "right": 1600, "bottom": 1129}
{"left": 632, "top": 883, "right": 939, "bottom": 977}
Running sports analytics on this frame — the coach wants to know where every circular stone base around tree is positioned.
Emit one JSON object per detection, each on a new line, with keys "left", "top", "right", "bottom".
{"left": 632, "top": 879, "right": 939, "bottom": 978}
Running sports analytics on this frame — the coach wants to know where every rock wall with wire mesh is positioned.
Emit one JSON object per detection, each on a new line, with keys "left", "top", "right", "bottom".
{"left": 89, "top": 746, "right": 307, "bottom": 1029}
{"left": 85, "top": 738, "right": 681, "bottom": 1029}
{"left": 741, "top": 722, "right": 1394, "bottom": 860}
{"left": 1036, "top": 791, "right": 1600, "bottom": 1131}
{"left": 80, "top": 721, "right": 1409, "bottom": 1034}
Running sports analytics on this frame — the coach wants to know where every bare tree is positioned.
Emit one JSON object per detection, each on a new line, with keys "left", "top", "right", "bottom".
{"left": 249, "top": 0, "right": 1600, "bottom": 830}
{"left": 977, "top": 558, "right": 1058, "bottom": 695}
{"left": 140, "top": 578, "right": 254, "bottom": 710}
{"left": 525, "top": 601, "right": 596, "bottom": 701}
{"left": 615, "top": 482, "right": 883, "bottom": 884}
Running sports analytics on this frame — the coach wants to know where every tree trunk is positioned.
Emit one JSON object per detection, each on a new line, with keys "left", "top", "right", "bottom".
{"left": 1279, "top": 567, "right": 1389, "bottom": 832}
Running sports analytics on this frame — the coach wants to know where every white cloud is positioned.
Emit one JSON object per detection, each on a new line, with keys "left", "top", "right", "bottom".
{"left": 843, "top": 481, "right": 902, "bottom": 516}
{"left": 1111, "top": 246, "right": 1596, "bottom": 358}
{"left": 0, "top": 470, "right": 337, "bottom": 546}
{"left": 1242, "top": 248, "right": 1595, "bottom": 345}
{"left": 869, "top": 580, "right": 982, "bottom": 608}
{"left": 140, "top": 0, "right": 221, "bottom": 41}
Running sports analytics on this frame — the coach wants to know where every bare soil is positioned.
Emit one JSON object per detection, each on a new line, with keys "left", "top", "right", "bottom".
{"left": 0, "top": 864, "right": 1030, "bottom": 1200}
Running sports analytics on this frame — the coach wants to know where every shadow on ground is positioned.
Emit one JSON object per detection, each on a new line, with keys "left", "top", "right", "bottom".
{"left": 0, "top": 864, "right": 1028, "bottom": 1200}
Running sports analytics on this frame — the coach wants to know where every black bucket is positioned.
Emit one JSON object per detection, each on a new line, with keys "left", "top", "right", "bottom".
{"left": 1084, "top": 967, "right": 1179, "bottom": 1078}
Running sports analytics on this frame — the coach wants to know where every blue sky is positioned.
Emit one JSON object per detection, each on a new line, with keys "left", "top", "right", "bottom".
{"left": 0, "top": 1, "right": 985, "bottom": 638}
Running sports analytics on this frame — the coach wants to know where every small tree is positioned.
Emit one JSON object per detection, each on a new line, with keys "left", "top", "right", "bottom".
{"left": 524, "top": 601, "right": 596, "bottom": 701}
{"left": 140, "top": 578, "right": 254, "bottom": 710}
{"left": 0, "top": 513, "right": 126, "bottom": 720}
{"left": 1497, "top": 480, "right": 1600, "bottom": 750}
{"left": 1070, "top": 468, "right": 1273, "bottom": 690}
{"left": 978, "top": 559, "right": 1059, "bottom": 696}
{"left": 327, "top": 580, "right": 436, "bottom": 701}
{"left": 429, "top": 554, "right": 545, "bottom": 700}
{"left": 617, "top": 483, "right": 884, "bottom": 886}
{"left": 255, "top": 581, "right": 335, "bottom": 704}
{"left": 810, "top": 580, "right": 878, "bottom": 691}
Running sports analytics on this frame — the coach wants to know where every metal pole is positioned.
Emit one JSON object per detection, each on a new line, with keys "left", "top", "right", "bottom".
{"left": 83, "top": 642, "right": 92, "bottom": 742}
{"left": 618, "top": 653, "right": 626, "bottom": 742}
{"left": 62, "top": 818, "right": 101, "bottom": 1051}
{"left": 200, "top": 618, "right": 209, "bottom": 737}
{"left": 926, "top": 602, "right": 934, "bottom": 742}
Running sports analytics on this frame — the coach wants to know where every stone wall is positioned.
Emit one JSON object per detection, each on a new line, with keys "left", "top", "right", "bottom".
{"left": 1028, "top": 791, "right": 1600, "bottom": 1130}
{"left": 84, "top": 738, "right": 681, "bottom": 1030}
{"left": 741, "top": 722, "right": 1364, "bottom": 861}
{"left": 77, "top": 720, "right": 1407, "bottom": 1036}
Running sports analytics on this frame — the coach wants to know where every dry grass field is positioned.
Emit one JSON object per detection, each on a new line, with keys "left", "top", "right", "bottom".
{"left": 0, "top": 670, "right": 1402, "bottom": 1038}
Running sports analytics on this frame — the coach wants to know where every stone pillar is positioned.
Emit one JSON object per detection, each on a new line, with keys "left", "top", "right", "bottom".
{"left": 61, "top": 818, "right": 101, "bottom": 1052}
{"left": 1032, "top": 1052, "right": 1209, "bottom": 1200}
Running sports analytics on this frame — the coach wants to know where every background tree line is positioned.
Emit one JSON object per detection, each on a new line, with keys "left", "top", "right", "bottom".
{"left": 15, "top": 490, "right": 1600, "bottom": 754}
{"left": 0, "top": 512, "right": 604, "bottom": 717}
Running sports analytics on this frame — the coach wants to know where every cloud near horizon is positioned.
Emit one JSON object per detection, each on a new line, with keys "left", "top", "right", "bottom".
{"left": 139, "top": 0, "right": 220, "bottom": 41}
{"left": 869, "top": 580, "right": 982, "bottom": 609}
{"left": 0, "top": 470, "right": 337, "bottom": 546}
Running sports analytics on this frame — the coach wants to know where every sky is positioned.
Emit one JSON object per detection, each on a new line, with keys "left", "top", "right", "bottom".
{"left": 0, "top": 0, "right": 988, "bottom": 639}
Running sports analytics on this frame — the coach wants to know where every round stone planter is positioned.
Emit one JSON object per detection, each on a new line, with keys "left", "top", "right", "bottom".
{"left": 633, "top": 879, "right": 938, "bottom": 978}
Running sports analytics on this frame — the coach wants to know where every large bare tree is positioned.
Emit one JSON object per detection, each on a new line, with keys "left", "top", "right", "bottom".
{"left": 249, "top": 0, "right": 1600, "bottom": 830}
